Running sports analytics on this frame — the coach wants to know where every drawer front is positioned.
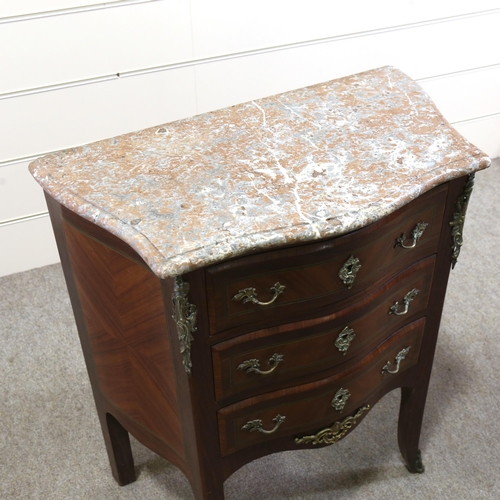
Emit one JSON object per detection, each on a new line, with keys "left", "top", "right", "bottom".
{"left": 217, "top": 318, "right": 425, "bottom": 456}
{"left": 206, "top": 184, "right": 447, "bottom": 336}
{"left": 212, "top": 256, "right": 435, "bottom": 402}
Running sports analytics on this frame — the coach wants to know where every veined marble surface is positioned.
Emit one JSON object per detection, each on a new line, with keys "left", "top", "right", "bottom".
{"left": 30, "top": 66, "right": 490, "bottom": 278}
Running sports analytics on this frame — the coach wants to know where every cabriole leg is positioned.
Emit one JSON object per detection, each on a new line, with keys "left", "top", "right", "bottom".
{"left": 398, "top": 386, "right": 427, "bottom": 473}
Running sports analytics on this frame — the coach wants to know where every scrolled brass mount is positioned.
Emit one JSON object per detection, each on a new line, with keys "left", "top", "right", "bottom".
{"left": 237, "top": 353, "right": 284, "bottom": 375}
{"left": 172, "top": 277, "right": 197, "bottom": 375}
{"left": 382, "top": 346, "right": 411, "bottom": 374}
{"left": 396, "top": 221, "right": 429, "bottom": 249}
{"left": 389, "top": 288, "right": 419, "bottom": 316}
{"left": 294, "top": 405, "right": 370, "bottom": 445}
{"left": 450, "top": 173, "right": 475, "bottom": 269}
{"left": 233, "top": 282, "right": 285, "bottom": 306}
{"left": 241, "top": 414, "right": 286, "bottom": 434}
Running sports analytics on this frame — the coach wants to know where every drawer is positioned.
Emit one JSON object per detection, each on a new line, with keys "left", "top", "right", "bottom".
{"left": 206, "top": 183, "right": 447, "bottom": 336}
{"left": 217, "top": 318, "right": 425, "bottom": 456}
{"left": 212, "top": 256, "right": 435, "bottom": 402}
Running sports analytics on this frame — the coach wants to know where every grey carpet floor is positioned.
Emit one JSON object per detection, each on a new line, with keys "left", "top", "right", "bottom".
{"left": 1, "top": 159, "right": 499, "bottom": 499}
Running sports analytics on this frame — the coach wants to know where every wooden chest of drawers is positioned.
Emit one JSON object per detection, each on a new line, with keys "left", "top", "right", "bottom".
{"left": 30, "top": 67, "right": 490, "bottom": 499}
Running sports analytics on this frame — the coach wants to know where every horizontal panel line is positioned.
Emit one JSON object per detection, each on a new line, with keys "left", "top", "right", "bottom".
{"left": 1, "top": 74, "right": 119, "bottom": 100}
{"left": 1, "top": 7, "right": 500, "bottom": 100}
{"left": 0, "top": 212, "right": 49, "bottom": 228}
{"left": 0, "top": 0, "right": 161, "bottom": 24}
{"left": 451, "top": 111, "right": 500, "bottom": 125}
{"left": 1, "top": 153, "right": 49, "bottom": 168}
{"left": 416, "top": 62, "right": 500, "bottom": 82}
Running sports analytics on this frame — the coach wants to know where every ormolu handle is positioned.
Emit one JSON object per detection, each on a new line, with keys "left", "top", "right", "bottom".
{"left": 232, "top": 282, "right": 285, "bottom": 306}
{"left": 381, "top": 346, "right": 411, "bottom": 374}
{"left": 241, "top": 414, "right": 286, "bottom": 434}
{"left": 237, "top": 353, "right": 284, "bottom": 375}
{"left": 396, "top": 222, "right": 429, "bottom": 249}
{"left": 389, "top": 288, "right": 419, "bottom": 316}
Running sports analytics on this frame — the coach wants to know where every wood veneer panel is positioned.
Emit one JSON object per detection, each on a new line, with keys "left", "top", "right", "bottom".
{"left": 206, "top": 183, "right": 447, "bottom": 337}
{"left": 46, "top": 193, "right": 137, "bottom": 485}
{"left": 44, "top": 174, "right": 475, "bottom": 497}
{"left": 61, "top": 204, "right": 150, "bottom": 269}
{"left": 218, "top": 318, "right": 426, "bottom": 456}
{"left": 63, "top": 220, "right": 184, "bottom": 457}
{"left": 397, "top": 175, "right": 467, "bottom": 472}
{"left": 212, "top": 255, "right": 435, "bottom": 402}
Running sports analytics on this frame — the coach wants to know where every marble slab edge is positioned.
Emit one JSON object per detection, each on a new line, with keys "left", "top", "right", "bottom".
{"left": 29, "top": 65, "right": 491, "bottom": 279}
{"left": 30, "top": 153, "right": 490, "bottom": 279}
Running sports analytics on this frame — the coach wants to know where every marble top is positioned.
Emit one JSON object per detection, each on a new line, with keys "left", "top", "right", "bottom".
{"left": 30, "top": 66, "right": 490, "bottom": 278}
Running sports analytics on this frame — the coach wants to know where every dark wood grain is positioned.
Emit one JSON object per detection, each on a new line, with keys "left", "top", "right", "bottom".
{"left": 45, "top": 193, "right": 137, "bottom": 486}
{"left": 44, "top": 174, "right": 470, "bottom": 499}
{"left": 161, "top": 271, "right": 226, "bottom": 500}
{"left": 212, "top": 256, "right": 435, "bottom": 402}
{"left": 63, "top": 220, "right": 184, "bottom": 456}
{"left": 219, "top": 370, "right": 406, "bottom": 479}
{"left": 61, "top": 204, "right": 151, "bottom": 270}
{"left": 217, "top": 318, "right": 425, "bottom": 456}
{"left": 397, "top": 175, "right": 468, "bottom": 473}
{"left": 206, "top": 184, "right": 447, "bottom": 337}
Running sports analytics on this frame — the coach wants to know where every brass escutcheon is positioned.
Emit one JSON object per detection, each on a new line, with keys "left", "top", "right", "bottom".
{"left": 339, "top": 255, "right": 361, "bottom": 289}
{"left": 335, "top": 326, "right": 355, "bottom": 355}
{"left": 331, "top": 387, "right": 351, "bottom": 412}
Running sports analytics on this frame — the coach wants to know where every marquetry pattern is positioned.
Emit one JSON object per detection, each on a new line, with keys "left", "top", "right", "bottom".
{"left": 63, "top": 221, "right": 183, "bottom": 454}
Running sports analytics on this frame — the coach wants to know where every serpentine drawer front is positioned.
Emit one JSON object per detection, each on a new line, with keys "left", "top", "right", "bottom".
{"left": 212, "top": 256, "right": 435, "bottom": 402}
{"left": 29, "top": 66, "right": 490, "bottom": 499}
{"left": 218, "top": 318, "right": 425, "bottom": 456}
{"left": 206, "top": 184, "right": 446, "bottom": 336}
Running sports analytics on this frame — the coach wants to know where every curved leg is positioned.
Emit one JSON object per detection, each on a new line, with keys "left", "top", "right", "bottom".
{"left": 398, "top": 386, "right": 427, "bottom": 474}
{"left": 189, "top": 471, "right": 225, "bottom": 500}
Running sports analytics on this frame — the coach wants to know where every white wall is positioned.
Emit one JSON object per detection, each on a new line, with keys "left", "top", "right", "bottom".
{"left": 1, "top": 0, "right": 499, "bottom": 277}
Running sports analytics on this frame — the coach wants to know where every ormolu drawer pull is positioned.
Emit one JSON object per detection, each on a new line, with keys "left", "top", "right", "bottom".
{"left": 382, "top": 346, "right": 411, "bottom": 374}
{"left": 232, "top": 282, "right": 285, "bottom": 306}
{"left": 396, "top": 222, "right": 429, "bottom": 249}
{"left": 331, "top": 388, "right": 351, "bottom": 412}
{"left": 241, "top": 414, "right": 286, "bottom": 434}
{"left": 335, "top": 326, "right": 355, "bottom": 355}
{"left": 339, "top": 255, "right": 361, "bottom": 289}
{"left": 389, "top": 288, "right": 419, "bottom": 316}
{"left": 237, "top": 353, "right": 284, "bottom": 375}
